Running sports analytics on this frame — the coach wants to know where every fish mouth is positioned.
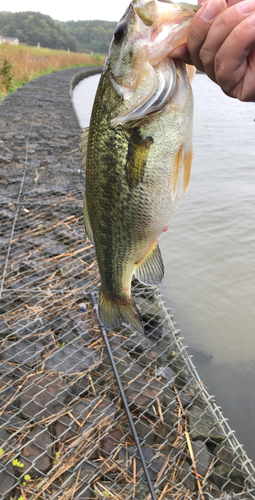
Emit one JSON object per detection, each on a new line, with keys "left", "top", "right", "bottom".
{"left": 111, "top": 56, "right": 177, "bottom": 125}
{"left": 109, "top": 0, "right": 199, "bottom": 126}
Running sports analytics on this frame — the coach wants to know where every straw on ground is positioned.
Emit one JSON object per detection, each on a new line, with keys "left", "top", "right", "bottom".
{"left": 0, "top": 43, "right": 104, "bottom": 97}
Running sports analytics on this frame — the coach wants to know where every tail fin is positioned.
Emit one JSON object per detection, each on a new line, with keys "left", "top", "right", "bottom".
{"left": 99, "top": 288, "right": 144, "bottom": 334}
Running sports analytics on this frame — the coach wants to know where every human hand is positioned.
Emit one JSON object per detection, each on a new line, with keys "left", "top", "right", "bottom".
{"left": 173, "top": 0, "right": 255, "bottom": 102}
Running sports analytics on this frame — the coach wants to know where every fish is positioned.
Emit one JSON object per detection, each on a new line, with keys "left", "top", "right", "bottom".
{"left": 80, "top": 0, "right": 199, "bottom": 334}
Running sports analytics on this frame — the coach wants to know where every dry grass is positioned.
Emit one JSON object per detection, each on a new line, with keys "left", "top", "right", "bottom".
{"left": 0, "top": 42, "right": 105, "bottom": 97}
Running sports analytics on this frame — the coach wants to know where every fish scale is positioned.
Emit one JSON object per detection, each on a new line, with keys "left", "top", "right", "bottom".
{"left": 81, "top": 0, "right": 199, "bottom": 333}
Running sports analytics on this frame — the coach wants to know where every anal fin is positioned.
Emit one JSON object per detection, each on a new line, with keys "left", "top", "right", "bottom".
{"left": 135, "top": 242, "right": 164, "bottom": 286}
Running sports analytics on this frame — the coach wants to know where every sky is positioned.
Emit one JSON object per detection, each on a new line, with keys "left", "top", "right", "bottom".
{"left": 2, "top": 0, "right": 195, "bottom": 23}
{"left": 2, "top": 0, "right": 130, "bottom": 23}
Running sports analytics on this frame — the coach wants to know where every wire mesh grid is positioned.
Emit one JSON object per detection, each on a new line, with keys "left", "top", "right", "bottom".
{"left": 0, "top": 68, "right": 255, "bottom": 500}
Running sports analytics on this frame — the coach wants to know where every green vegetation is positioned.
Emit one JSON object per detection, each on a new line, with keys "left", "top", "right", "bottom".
{"left": 0, "top": 11, "right": 77, "bottom": 51}
{"left": 53, "top": 451, "right": 60, "bottom": 465}
{"left": 0, "top": 57, "right": 14, "bottom": 90}
{"left": 0, "top": 11, "right": 116, "bottom": 54}
{"left": 0, "top": 43, "right": 104, "bottom": 99}
{"left": 60, "top": 20, "right": 117, "bottom": 54}
{"left": 22, "top": 473, "right": 31, "bottom": 486}
{"left": 12, "top": 458, "right": 24, "bottom": 468}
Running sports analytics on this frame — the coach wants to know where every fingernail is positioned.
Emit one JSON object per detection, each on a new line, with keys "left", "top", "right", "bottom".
{"left": 248, "top": 12, "right": 255, "bottom": 24}
{"left": 201, "top": 0, "right": 221, "bottom": 21}
{"left": 237, "top": 0, "right": 255, "bottom": 14}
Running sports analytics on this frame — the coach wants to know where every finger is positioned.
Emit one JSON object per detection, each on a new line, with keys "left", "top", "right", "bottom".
{"left": 214, "top": 14, "right": 255, "bottom": 100}
{"left": 170, "top": 43, "right": 194, "bottom": 64}
{"left": 171, "top": 0, "right": 207, "bottom": 64}
{"left": 199, "top": 0, "right": 255, "bottom": 80}
{"left": 227, "top": 0, "right": 243, "bottom": 6}
{"left": 186, "top": 0, "right": 227, "bottom": 72}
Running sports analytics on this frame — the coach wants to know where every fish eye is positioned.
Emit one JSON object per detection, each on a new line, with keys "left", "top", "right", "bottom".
{"left": 114, "top": 22, "right": 127, "bottom": 43}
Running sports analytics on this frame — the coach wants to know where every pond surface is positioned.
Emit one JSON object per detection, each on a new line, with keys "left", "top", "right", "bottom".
{"left": 73, "top": 72, "right": 255, "bottom": 462}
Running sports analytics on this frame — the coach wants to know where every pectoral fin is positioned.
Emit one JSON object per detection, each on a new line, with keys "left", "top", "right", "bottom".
{"left": 183, "top": 147, "right": 193, "bottom": 194}
{"left": 126, "top": 129, "right": 153, "bottom": 188}
{"left": 187, "top": 64, "right": 196, "bottom": 83}
{"left": 84, "top": 194, "right": 95, "bottom": 245}
{"left": 172, "top": 146, "right": 193, "bottom": 200}
{"left": 135, "top": 242, "right": 164, "bottom": 286}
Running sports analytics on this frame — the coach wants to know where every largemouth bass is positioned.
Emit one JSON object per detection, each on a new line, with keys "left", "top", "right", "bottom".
{"left": 80, "top": 0, "right": 198, "bottom": 334}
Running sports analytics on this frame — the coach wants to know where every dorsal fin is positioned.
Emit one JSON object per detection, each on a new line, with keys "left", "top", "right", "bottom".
{"left": 79, "top": 127, "right": 89, "bottom": 169}
{"left": 79, "top": 127, "right": 95, "bottom": 244}
{"left": 84, "top": 193, "right": 95, "bottom": 245}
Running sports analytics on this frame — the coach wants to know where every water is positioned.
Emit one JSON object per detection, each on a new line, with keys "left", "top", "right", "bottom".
{"left": 73, "top": 73, "right": 255, "bottom": 461}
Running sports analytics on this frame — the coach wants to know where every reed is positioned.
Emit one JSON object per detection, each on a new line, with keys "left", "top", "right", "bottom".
{"left": 0, "top": 43, "right": 104, "bottom": 97}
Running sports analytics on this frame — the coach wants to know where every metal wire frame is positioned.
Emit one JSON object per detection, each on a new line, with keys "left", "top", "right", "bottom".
{"left": 0, "top": 68, "right": 255, "bottom": 500}
{"left": 90, "top": 291, "right": 157, "bottom": 500}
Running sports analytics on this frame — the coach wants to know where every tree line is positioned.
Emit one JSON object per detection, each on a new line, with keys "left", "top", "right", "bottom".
{"left": 0, "top": 11, "right": 117, "bottom": 53}
{"left": 60, "top": 20, "right": 116, "bottom": 54}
